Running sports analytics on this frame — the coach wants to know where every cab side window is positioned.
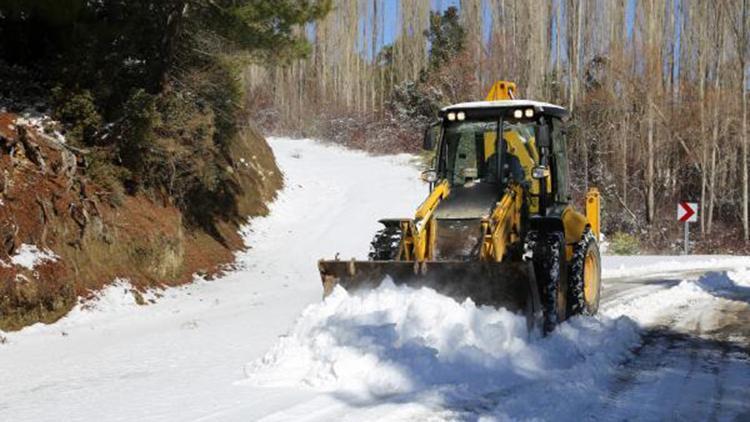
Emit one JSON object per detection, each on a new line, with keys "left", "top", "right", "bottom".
{"left": 551, "top": 118, "right": 569, "bottom": 202}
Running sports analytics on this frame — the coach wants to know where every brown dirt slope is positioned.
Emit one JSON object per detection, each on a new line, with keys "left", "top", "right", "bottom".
{"left": 0, "top": 113, "right": 281, "bottom": 330}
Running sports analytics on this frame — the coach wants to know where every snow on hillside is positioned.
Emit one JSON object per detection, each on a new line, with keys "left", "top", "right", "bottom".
{"left": 7, "top": 243, "right": 58, "bottom": 270}
{"left": 1, "top": 138, "right": 748, "bottom": 422}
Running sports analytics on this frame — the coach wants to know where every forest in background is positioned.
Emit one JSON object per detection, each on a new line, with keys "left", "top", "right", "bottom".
{"left": 246, "top": 0, "right": 750, "bottom": 254}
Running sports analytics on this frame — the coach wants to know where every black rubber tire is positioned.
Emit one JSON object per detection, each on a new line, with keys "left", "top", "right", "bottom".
{"left": 523, "top": 258, "right": 544, "bottom": 334}
{"left": 368, "top": 225, "right": 402, "bottom": 260}
{"left": 567, "top": 228, "right": 601, "bottom": 316}
{"left": 528, "top": 230, "right": 567, "bottom": 333}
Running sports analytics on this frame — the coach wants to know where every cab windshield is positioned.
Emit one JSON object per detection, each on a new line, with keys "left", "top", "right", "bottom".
{"left": 441, "top": 118, "right": 500, "bottom": 186}
{"left": 440, "top": 117, "right": 540, "bottom": 187}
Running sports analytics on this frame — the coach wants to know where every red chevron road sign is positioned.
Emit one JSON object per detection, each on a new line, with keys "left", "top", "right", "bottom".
{"left": 677, "top": 201, "right": 698, "bottom": 223}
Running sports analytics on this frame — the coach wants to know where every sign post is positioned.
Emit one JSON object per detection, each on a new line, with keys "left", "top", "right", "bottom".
{"left": 677, "top": 202, "right": 698, "bottom": 255}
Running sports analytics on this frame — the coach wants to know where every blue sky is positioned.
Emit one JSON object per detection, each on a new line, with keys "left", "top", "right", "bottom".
{"left": 381, "top": 0, "right": 462, "bottom": 44}
{"left": 337, "top": 0, "right": 658, "bottom": 69}
{"left": 375, "top": 0, "right": 638, "bottom": 51}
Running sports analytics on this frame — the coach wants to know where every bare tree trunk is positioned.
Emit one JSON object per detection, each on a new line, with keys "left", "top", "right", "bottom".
{"left": 622, "top": 115, "right": 629, "bottom": 204}
{"left": 707, "top": 6, "right": 726, "bottom": 234}
{"left": 708, "top": 137, "right": 718, "bottom": 234}
{"left": 568, "top": 0, "right": 584, "bottom": 111}
{"left": 742, "top": 0, "right": 750, "bottom": 241}
{"left": 647, "top": 102, "right": 655, "bottom": 224}
{"left": 644, "top": 0, "right": 661, "bottom": 225}
{"left": 555, "top": 0, "right": 562, "bottom": 82}
{"left": 708, "top": 65, "right": 721, "bottom": 234}
{"left": 741, "top": 59, "right": 749, "bottom": 240}
{"left": 700, "top": 100, "right": 708, "bottom": 234}
{"left": 698, "top": 4, "right": 708, "bottom": 235}
{"left": 371, "top": 0, "right": 378, "bottom": 114}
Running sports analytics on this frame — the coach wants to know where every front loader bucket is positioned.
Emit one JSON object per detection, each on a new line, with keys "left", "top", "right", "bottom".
{"left": 318, "top": 259, "right": 533, "bottom": 312}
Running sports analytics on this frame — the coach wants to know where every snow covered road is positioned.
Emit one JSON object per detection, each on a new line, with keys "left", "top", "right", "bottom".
{"left": 1, "top": 138, "right": 749, "bottom": 421}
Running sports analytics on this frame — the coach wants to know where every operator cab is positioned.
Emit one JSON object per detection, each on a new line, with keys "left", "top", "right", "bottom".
{"left": 423, "top": 99, "right": 570, "bottom": 220}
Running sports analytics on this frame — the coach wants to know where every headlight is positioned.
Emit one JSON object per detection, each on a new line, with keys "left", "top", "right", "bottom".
{"left": 513, "top": 109, "right": 523, "bottom": 119}
{"left": 525, "top": 108, "right": 534, "bottom": 118}
{"left": 447, "top": 112, "right": 456, "bottom": 121}
{"left": 457, "top": 111, "right": 465, "bottom": 121}
{"left": 532, "top": 166, "right": 549, "bottom": 179}
{"left": 421, "top": 170, "right": 438, "bottom": 183}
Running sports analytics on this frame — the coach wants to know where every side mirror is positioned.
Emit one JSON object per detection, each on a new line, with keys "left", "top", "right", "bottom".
{"left": 536, "top": 123, "right": 551, "bottom": 148}
{"left": 421, "top": 170, "right": 438, "bottom": 183}
{"left": 423, "top": 121, "right": 440, "bottom": 150}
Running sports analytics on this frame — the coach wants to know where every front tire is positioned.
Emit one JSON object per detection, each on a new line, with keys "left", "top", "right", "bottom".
{"left": 528, "top": 230, "right": 567, "bottom": 333}
{"left": 368, "top": 225, "right": 402, "bottom": 260}
{"left": 568, "top": 228, "right": 601, "bottom": 316}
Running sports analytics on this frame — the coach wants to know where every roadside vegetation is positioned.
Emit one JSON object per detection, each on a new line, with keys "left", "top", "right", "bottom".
{"left": 0, "top": 0, "right": 331, "bottom": 329}
{"left": 0, "top": 0, "right": 329, "bottom": 229}
{"left": 608, "top": 232, "right": 641, "bottom": 256}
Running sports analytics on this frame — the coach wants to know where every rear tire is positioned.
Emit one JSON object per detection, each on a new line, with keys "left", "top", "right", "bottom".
{"left": 567, "top": 228, "right": 601, "bottom": 316}
{"left": 528, "top": 230, "right": 567, "bottom": 333}
{"left": 368, "top": 225, "right": 402, "bottom": 260}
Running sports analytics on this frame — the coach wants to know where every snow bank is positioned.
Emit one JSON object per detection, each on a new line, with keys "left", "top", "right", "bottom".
{"left": 602, "top": 255, "right": 750, "bottom": 279}
{"left": 604, "top": 268, "right": 750, "bottom": 327}
{"left": 244, "top": 280, "right": 640, "bottom": 411}
{"left": 9, "top": 243, "right": 57, "bottom": 270}
{"left": 17, "top": 279, "right": 158, "bottom": 336}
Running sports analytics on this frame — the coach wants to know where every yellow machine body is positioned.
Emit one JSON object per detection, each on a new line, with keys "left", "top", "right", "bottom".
{"left": 318, "top": 81, "right": 602, "bottom": 319}
{"left": 485, "top": 80, "right": 517, "bottom": 100}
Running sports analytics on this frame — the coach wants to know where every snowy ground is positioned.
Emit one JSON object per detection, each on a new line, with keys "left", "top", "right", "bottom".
{"left": 1, "top": 138, "right": 749, "bottom": 422}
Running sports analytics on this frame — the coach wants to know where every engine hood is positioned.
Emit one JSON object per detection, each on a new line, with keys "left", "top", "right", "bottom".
{"left": 433, "top": 182, "right": 501, "bottom": 219}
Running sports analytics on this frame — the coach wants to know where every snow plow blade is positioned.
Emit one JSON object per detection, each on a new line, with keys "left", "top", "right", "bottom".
{"left": 318, "top": 260, "right": 533, "bottom": 311}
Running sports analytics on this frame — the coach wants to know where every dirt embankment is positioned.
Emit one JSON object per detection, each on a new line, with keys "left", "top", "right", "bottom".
{"left": 0, "top": 113, "right": 281, "bottom": 330}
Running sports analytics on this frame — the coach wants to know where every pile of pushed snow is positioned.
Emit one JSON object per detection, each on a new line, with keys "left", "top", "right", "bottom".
{"left": 602, "top": 255, "right": 750, "bottom": 279}
{"left": 6, "top": 243, "right": 58, "bottom": 270}
{"left": 244, "top": 280, "right": 640, "bottom": 406}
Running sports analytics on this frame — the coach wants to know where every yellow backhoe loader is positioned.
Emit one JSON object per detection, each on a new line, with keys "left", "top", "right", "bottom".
{"left": 318, "top": 81, "right": 602, "bottom": 332}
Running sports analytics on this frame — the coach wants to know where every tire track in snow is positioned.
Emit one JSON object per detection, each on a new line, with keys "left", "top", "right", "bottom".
{"left": 590, "top": 270, "right": 750, "bottom": 422}
{"left": 593, "top": 328, "right": 750, "bottom": 421}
